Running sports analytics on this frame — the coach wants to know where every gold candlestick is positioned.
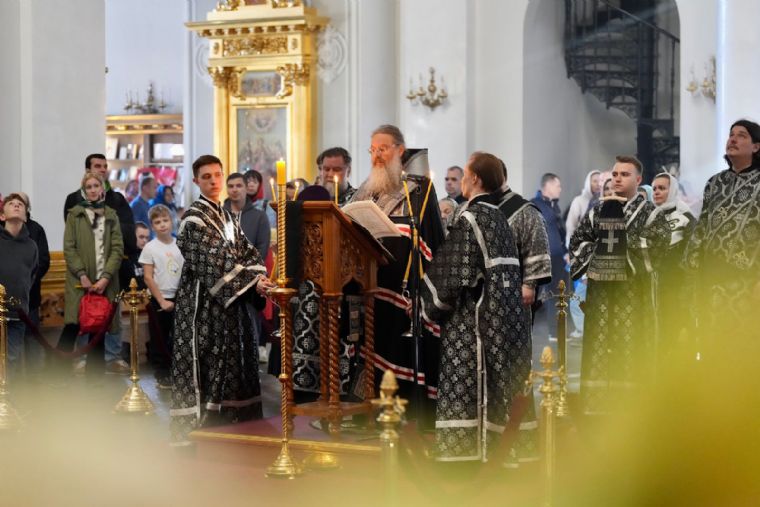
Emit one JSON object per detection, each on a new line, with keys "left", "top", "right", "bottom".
{"left": 371, "top": 370, "right": 407, "bottom": 506}
{"left": 555, "top": 280, "right": 569, "bottom": 418}
{"left": 528, "top": 346, "right": 560, "bottom": 507}
{"left": 114, "top": 279, "right": 154, "bottom": 415}
{"left": 0, "top": 284, "right": 22, "bottom": 431}
{"left": 266, "top": 163, "right": 302, "bottom": 479}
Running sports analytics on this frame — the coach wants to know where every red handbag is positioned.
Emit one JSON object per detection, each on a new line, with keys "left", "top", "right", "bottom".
{"left": 78, "top": 293, "right": 113, "bottom": 335}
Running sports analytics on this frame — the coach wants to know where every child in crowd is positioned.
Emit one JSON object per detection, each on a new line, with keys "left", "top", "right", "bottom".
{"left": 139, "top": 205, "right": 184, "bottom": 389}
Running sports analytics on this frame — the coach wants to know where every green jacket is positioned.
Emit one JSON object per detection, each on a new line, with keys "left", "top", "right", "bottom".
{"left": 63, "top": 205, "right": 124, "bottom": 332}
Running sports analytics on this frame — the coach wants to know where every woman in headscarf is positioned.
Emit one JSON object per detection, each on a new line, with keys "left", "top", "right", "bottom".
{"left": 150, "top": 184, "right": 179, "bottom": 234}
{"left": 58, "top": 172, "right": 124, "bottom": 378}
{"left": 244, "top": 169, "right": 276, "bottom": 228}
{"left": 652, "top": 172, "right": 696, "bottom": 360}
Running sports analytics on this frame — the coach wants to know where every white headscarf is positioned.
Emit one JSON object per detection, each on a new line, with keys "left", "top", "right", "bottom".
{"left": 654, "top": 172, "right": 693, "bottom": 245}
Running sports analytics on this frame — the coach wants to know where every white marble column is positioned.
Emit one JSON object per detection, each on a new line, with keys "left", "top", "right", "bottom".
{"left": 716, "top": 0, "right": 760, "bottom": 155}
{"left": 0, "top": 0, "right": 105, "bottom": 250}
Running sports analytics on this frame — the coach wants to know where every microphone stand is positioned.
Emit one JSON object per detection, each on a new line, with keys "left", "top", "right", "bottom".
{"left": 401, "top": 174, "right": 424, "bottom": 430}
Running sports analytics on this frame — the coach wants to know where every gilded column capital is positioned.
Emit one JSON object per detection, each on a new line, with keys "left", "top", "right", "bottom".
{"left": 275, "top": 63, "right": 310, "bottom": 98}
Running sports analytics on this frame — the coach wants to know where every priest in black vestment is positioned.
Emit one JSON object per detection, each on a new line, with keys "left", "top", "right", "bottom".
{"left": 684, "top": 119, "right": 760, "bottom": 356}
{"left": 170, "top": 155, "right": 275, "bottom": 446}
{"left": 350, "top": 124, "right": 444, "bottom": 421}
{"left": 569, "top": 155, "right": 670, "bottom": 416}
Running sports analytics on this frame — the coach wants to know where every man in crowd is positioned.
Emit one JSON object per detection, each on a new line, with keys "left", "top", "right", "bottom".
{"left": 318, "top": 147, "right": 356, "bottom": 206}
{"left": 130, "top": 173, "right": 158, "bottom": 233}
{"left": 63, "top": 153, "right": 133, "bottom": 374}
{"left": 170, "top": 155, "right": 275, "bottom": 446}
{"left": 420, "top": 152, "right": 529, "bottom": 462}
{"left": 444, "top": 165, "right": 466, "bottom": 204}
{"left": 0, "top": 194, "right": 39, "bottom": 382}
{"left": 569, "top": 155, "right": 670, "bottom": 416}
{"left": 350, "top": 124, "right": 444, "bottom": 421}
{"left": 224, "top": 173, "right": 270, "bottom": 256}
{"left": 17, "top": 193, "right": 50, "bottom": 379}
{"left": 531, "top": 173, "right": 568, "bottom": 340}
{"left": 684, "top": 119, "right": 760, "bottom": 354}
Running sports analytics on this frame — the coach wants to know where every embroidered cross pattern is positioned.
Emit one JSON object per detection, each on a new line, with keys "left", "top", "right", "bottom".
{"left": 601, "top": 229, "right": 619, "bottom": 253}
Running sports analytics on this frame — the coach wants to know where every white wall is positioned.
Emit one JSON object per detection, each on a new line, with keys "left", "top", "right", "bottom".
{"left": 470, "top": 0, "right": 531, "bottom": 194}
{"left": 523, "top": 0, "right": 636, "bottom": 207}
{"left": 106, "top": 0, "right": 186, "bottom": 115}
{"left": 676, "top": 0, "right": 719, "bottom": 200}
{"left": 398, "top": 0, "right": 469, "bottom": 198}
{"left": 0, "top": 0, "right": 106, "bottom": 250}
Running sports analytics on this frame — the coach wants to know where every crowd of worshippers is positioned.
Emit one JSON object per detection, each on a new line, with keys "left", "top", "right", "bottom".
{"left": 0, "top": 118, "right": 758, "bottom": 458}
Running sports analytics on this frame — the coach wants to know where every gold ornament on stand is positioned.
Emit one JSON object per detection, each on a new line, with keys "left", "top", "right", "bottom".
{"left": 266, "top": 160, "right": 302, "bottom": 479}
{"left": 371, "top": 370, "right": 407, "bottom": 507}
{"left": 528, "top": 346, "right": 561, "bottom": 507}
{"left": 0, "top": 284, "right": 22, "bottom": 431}
{"left": 114, "top": 279, "right": 154, "bottom": 415}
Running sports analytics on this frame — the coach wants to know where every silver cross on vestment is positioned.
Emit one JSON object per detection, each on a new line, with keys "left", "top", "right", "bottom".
{"left": 601, "top": 229, "right": 619, "bottom": 253}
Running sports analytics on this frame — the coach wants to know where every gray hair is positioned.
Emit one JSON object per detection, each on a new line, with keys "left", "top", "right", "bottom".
{"left": 371, "top": 124, "right": 405, "bottom": 146}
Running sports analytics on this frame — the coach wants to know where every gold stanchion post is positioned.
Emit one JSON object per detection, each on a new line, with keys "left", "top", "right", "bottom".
{"left": 555, "top": 280, "right": 570, "bottom": 418}
{"left": 0, "top": 284, "right": 22, "bottom": 431}
{"left": 371, "top": 370, "right": 407, "bottom": 506}
{"left": 266, "top": 161, "right": 302, "bottom": 479}
{"left": 114, "top": 278, "right": 154, "bottom": 414}
{"left": 528, "top": 346, "right": 560, "bottom": 507}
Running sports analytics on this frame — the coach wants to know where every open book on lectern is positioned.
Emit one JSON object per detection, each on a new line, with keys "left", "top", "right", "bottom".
{"left": 341, "top": 201, "right": 402, "bottom": 239}
{"left": 340, "top": 201, "right": 399, "bottom": 264}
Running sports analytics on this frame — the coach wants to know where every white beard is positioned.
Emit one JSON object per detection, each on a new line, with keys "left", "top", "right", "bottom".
{"left": 363, "top": 156, "right": 403, "bottom": 196}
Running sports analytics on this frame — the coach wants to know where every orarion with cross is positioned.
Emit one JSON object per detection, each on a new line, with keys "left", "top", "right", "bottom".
{"left": 601, "top": 229, "right": 619, "bottom": 253}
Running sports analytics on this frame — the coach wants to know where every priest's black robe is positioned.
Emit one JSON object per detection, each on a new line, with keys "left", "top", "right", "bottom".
{"left": 420, "top": 195, "right": 529, "bottom": 461}
{"left": 350, "top": 176, "right": 444, "bottom": 420}
{"left": 170, "top": 196, "right": 267, "bottom": 445}
{"left": 570, "top": 195, "right": 670, "bottom": 415}
{"left": 683, "top": 164, "right": 760, "bottom": 350}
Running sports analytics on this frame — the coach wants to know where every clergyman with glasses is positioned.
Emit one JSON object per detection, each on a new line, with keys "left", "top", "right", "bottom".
{"left": 349, "top": 124, "right": 445, "bottom": 425}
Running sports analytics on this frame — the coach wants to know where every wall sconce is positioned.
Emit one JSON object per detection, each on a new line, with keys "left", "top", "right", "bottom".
{"left": 686, "top": 56, "right": 716, "bottom": 103}
{"left": 406, "top": 67, "right": 448, "bottom": 111}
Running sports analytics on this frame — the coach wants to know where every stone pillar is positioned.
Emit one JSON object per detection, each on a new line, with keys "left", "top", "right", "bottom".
{"left": 0, "top": 0, "right": 105, "bottom": 250}
{"left": 717, "top": 0, "right": 760, "bottom": 155}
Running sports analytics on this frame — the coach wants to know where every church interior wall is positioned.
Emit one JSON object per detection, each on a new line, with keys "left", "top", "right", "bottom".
{"left": 676, "top": 0, "right": 718, "bottom": 198}
{"left": 522, "top": 0, "right": 636, "bottom": 209}
{"left": 0, "top": 0, "right": 106, "bottom": 251}
{"left": 105, "top": 0, "right": 186, "bottom": 116}
{"left": 469, "top": 0, "right": 530, "bottom": 195}
{"left": 398, "top": 0, "right": 469, "bottom": 199}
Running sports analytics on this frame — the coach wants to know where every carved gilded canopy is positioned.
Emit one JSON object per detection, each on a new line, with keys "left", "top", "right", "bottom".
{"left": 186, "top": 0, "right": 327, "bottom": 197}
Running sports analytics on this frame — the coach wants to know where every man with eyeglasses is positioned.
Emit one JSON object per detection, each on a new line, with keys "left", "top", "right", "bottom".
{"left": 444, "top": 165, "right": 466, "bottom": 204}
{"left": 350, "top": 124, "right": 445, "bottom": 424}
{"left": 318, "top": 147, "right": 356, "bottom": 206}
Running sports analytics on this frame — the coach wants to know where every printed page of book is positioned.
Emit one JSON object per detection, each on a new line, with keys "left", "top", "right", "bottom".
{"left": 341, "top": 201, "right": 401, "bottom": 238}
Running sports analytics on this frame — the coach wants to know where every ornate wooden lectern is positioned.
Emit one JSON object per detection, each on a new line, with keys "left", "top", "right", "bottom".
{"left": 278, "top": 201, "right": 387, "bottom": 435}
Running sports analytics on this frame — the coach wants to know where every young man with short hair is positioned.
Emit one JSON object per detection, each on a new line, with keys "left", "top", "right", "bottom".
{"left": 0, "top": 194, "right": 38, "bottom": 381}
{"left": 224, "top": 173, "right": 270, "bottom": 256}
{"left": 170, "top": 155, "right": 275, "bottom": 446}
{"left": 140, "top": 206, "right": 183, "bottom": 389}
{"left": 569, "top": 155, "right": 670, "bottom": 416}
{"left": 444, "top": 165, "right": 466, "bottom": 204}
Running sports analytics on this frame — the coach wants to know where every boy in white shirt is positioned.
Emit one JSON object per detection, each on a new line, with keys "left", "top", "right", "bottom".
{"left": 139, "top": 204, "right": 184, "bottom": 389}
